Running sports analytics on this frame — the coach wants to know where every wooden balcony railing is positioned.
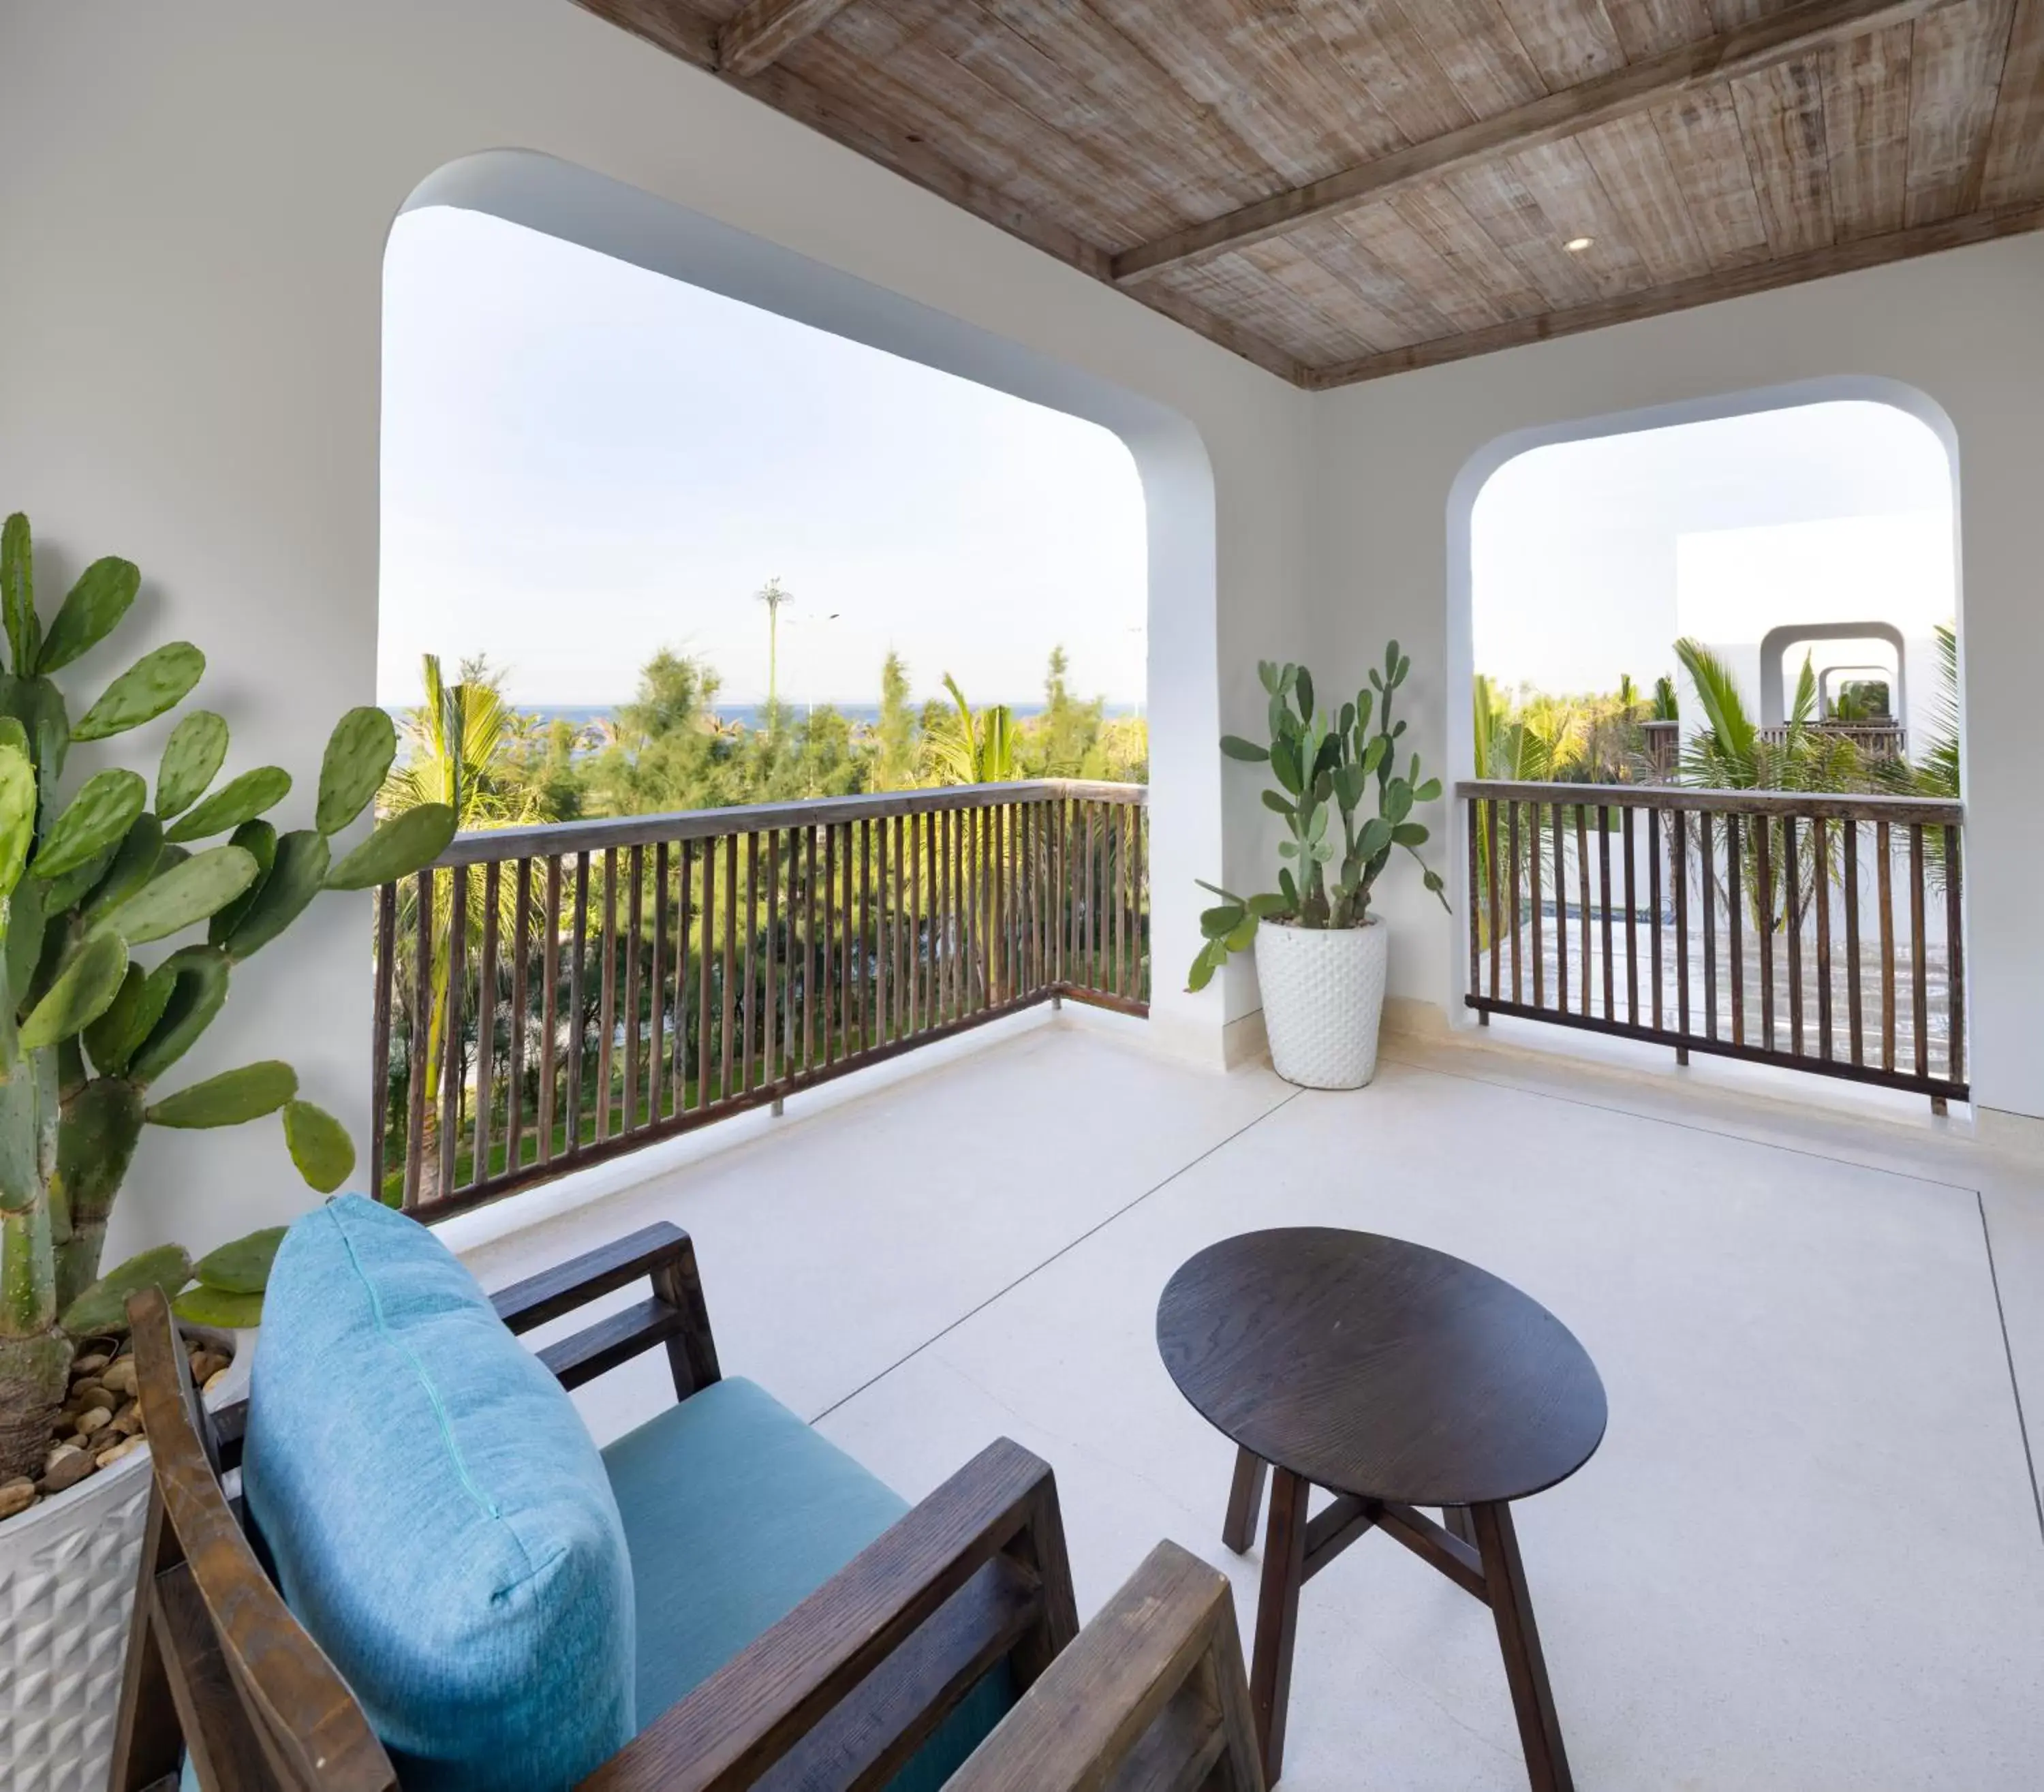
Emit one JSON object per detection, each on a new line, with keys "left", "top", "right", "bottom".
{"left": 373, "top": 781, "right": 1148, "bottom": 1218}
{"left": 1460, "top": 781, "right": 1966, "bottom": 1109}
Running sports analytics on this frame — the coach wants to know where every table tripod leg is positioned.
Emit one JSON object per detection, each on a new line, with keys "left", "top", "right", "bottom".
{"left": 1250, "top": 1467, "right": 1310, "bottom": 1785}
{"left": 1470, "top": 1500, "right": 1574, "bottom": 1792}
{"left": 1224, "top": 1447, "right": 1269, "bottom": 1554}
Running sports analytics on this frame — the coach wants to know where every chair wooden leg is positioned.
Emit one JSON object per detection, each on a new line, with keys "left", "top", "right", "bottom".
{"left": 1249, "top": 1468, "right": 1310, "bottom": 1786}
{"left": 1442, "top": 1504, "right": 1476, "bottom": 1546}
{"left": 1223, "top": 1447, "right": 1269, "bottom": 1554}
{"left": 1470, "top": 1500, "right": 1574, "bottom": 1792}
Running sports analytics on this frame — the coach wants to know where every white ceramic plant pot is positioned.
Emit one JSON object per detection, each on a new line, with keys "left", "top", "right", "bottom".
{"left": 1255, "top": 916, "right": 1389, "bottom": 1090}
{"left": 0, "top": 1327, "right": 253, "bottom": 1792}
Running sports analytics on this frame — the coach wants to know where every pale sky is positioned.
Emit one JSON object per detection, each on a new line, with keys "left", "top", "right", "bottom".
{"left": 1472, "top": 399, "right": 1955, "bottom": 699}
{"left": 379, "top": 206, "right": 1147, "bottom": 711}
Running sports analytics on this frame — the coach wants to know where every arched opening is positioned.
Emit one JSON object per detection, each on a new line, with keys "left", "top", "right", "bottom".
{"left": 371, "top": 150, "right": 1230, "bottom": 1210}
{"left": 1446, "top": 380, "right": 1964, "bottom": 1109}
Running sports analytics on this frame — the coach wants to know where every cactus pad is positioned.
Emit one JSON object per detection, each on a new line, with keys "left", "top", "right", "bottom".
{"left": 125, "top": 945, "right": 230, "bottom": 1085}
{"left": 318, "top": 707, "right": 399, "bottom": 836}
{"left": 110, "top": 843, "right": 260, "bottom": 946}
{"left": 157, "top": 709, "right": 230, "bottom": 820}
{"left": 39, "top": 556, "right": 141, "bottom": 675}
{"left": 191, "top": 1225, "right": 285, "bottom": 1295}
{"left": 21, "top": 930, "right": 130, "bottom": 1051}
{"left": 32, "top": 769, "right": 148, "bottom": 880}
{"left": 324, "top": 803, "right": 458, "bottom": 891}
{"left": 72, "top": 641, "right": 206, "bottom": 741}
{"left": 281, "top": 1098, "right": 355, "bottom": 1193}
{"left": 146, "top": 1060, "right": 297, "bottom": 1128}
{"left": 165, "top": 764, "right": 292, "bottom": 843}
{"left": 59, "top": 1243, "right": 192, "bottom": 1338}
{"left": 0, "top": 741, "right": 33, "bottom": 901}
{"left": 220, "top": 829, "right": 329, "bottom": 961}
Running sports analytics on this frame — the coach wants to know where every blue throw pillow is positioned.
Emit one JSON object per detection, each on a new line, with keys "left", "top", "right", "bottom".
{"left": 243, "top": 1195, "right": 634, "bottom": 1791}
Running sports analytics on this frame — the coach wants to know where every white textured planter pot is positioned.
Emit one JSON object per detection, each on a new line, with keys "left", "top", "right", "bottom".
{"left": 0, "top": 1327, "right": 253, "bottom": 1792}
{"left": 1255, "top": 916, "right": 1389, "bottom": 1090}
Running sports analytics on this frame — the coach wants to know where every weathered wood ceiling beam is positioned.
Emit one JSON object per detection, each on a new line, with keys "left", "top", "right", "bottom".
{"left": 572, "top": 0, "right": 1310, "bottom": 383}
{"left": 716, "top": 0, "right": 863, "bottom": 77}
{"left": 1305, "top": 198, "right": 2044, "bottom": 388}
{"left": 1113, "top": 0, "right": 1962, "bottom": 287}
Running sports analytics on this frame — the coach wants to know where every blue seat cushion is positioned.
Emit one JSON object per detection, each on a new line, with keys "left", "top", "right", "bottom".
{"left": 602, "top": 1376, "right": 1010, "bottom": 1789}
{"left": 243, "top": 1196, "right": 635, "bottom": 1791}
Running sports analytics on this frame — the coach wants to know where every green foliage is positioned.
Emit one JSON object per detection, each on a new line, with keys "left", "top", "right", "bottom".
{"left": 21, "top": 931, "right": 129, "bottom": 1050}
{"left": 1187, "top": 644, "right": 1447, "bottom": 993}
{"left": 925, "top": 674, "right": 1016, "bottom": 784}
{"left": 72, "top": 641, "right": 205, "bottom": 740}
{"left": 326, "top": 805, "right": 457, "bottom": 891}
{"left": 191, "top": 1226, "right": 285, "bottom": 1295}
{"left": 33, "top": 769, "right": 148, "bottom": 879}
{"left": 59, "top": 1244, "right": 191, "bottom": 1338}
{"left": 109, "top": 844, "right": 260, "bottom": 945}
{"left": 0, "top": 514, "right": 458, "bottom": 1378}
{"left": 218, "top": 829, "right": 329, "bottom": 959}
{"left": 281, "top": 1100, "right": 354, "bottom": 1193}
{"left": 317, "top": 706, "right": 397, "bottom": 835}
{"left": 145, "top": 1060, "right": 297, "bottom": 1129}
{"left": 1, "top": 514, "right": 39, "bottom": 676}
{"left": 172, "top": 1284, "right": 264, "bottom": 1329}
{"left": 165, "top": 764, "right": 292, "bottom": 842}
{"left": 156, "top": 710, "right": 230, "bottom": 820}
{"left": 40, "top": 557, "right": 140, "bottom": 675}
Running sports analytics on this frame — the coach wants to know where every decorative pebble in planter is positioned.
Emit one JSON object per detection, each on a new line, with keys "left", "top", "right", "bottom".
{"left": 0, "top": 1327, "right": 248, "bottom": 1792}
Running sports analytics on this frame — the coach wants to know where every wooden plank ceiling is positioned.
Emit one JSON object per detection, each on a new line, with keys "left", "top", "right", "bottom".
{"left": 579, "top": 0, "right": 2044, "bottom": 386}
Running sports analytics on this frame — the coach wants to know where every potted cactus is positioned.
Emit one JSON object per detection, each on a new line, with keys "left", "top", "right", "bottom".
{"left": 0, "top": 513, "right": 456, "bottom": 1791}
{"left": 1188, "top": 643, "right": 1448, "bottom": 1088}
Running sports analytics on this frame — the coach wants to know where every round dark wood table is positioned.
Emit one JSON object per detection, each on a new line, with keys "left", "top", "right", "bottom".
{"left": 1157, "top": 1227, "right": 1606, "bottom": 1791}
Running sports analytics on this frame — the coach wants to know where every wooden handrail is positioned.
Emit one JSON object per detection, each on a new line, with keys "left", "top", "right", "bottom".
{"left": 375, "top": 783, "right": 1151, "bottom": 1219}
{"left": 1460, "top": 785, "right": 1965, "bottom": 1107}
{"left": 431, "top": 780, "right": 1146, "bottom": 867}
{"left": 1457, "top": 779, "right": 1961, "bottom": 825}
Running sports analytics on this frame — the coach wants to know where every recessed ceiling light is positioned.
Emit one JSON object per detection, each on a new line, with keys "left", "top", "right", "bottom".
{"left": 1564, "top": 236, "right": 1594, "bottom": 252}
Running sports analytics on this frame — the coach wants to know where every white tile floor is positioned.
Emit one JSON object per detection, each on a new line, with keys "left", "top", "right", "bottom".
{"left": 460, "top": 1013, "right": 2044, "bottom": 1791}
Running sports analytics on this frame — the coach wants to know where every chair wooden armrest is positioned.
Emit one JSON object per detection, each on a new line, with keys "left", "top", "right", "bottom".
{"left": 490, "top": 1220, "right": 722, "bottom": 1399}
{"left": 579, "top": 1436, "right": 1079, "bottom": 1792}
{"left": 945, "top": 1541, "right": 1266, "bottom": 1792}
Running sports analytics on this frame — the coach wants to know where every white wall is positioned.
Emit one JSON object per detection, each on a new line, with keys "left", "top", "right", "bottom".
{"left": 0, "top": 0, "right": 1312, "bottom": 1259}
{"left": 1312, "top": 233, "right": 2044, "bottom": 1121}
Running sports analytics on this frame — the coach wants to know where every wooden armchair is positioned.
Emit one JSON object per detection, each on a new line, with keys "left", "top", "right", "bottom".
{"left": 109, "top": 1222, "right": 1263, "bottom": 1791}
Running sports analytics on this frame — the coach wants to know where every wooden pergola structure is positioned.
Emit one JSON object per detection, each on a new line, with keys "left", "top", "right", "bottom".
{"left": 579, "top": 0, "right": 2044, "bottom": 386}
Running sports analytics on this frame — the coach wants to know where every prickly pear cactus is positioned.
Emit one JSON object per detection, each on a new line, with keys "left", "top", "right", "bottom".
{"left": 0, "top": 512, "right": 457, "bottom": 1479}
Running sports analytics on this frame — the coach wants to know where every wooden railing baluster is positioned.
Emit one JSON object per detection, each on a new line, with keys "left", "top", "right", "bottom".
{"left": 721, "top": 833, "right": 739, "bottom": 1100}
{"left": 1466, "top": 799, "right": 1483, "bottom": 1004}
{"left": 1877, "top": 819, "right": 1895, "bottom": 1072}
{"left": 539, "top": 857, "right": 561, "bottom": 1163}
{"left": 1575, "top": 803, "right": 1591, "bottom": 1015}
{"left": 1784, "top": 819, "right": 1803, "bottom": 1057}
{"left": 1755, "top": 816, "right": 1775, "bottom": 1053}
{"left": 1483, "top": 797, "right": 1499, "bottom": 1003}
{"left": 648, "top": 844, "right": 667, "bottom": 1122}
{"left": 474, "top": 860, "right": 499, "bottom": 1181}
{"left": 1726, "top": 816, "right": 1743, "bottom": 1047}
{"left": 1842, "top": 822, "right": 1861, "bottom": 1066}
{"left": 1700, "top": 811, "right": 1716, "bottom": 1041}
{"left": 1673, "top": 809, "right": 1690, "bottom": 1055}
{"left": 1552, "top": 801, "right": 1568, "bottom": 1016}
{"left": 1530, "top": 801, "right": 1545, "bottom": 1008}
{"left": 765, "top": 829, "right": 781, "bottom": 1087}
{"left": 1647, "top": 806, "right": 1660, "bottom": 1031}
{"left": 1598, "top": 803, "right": 1613, "bottom": 1023}
{"left": 440, "top": 867, "right": 466, "bottom": 1203}
{"left": 566, "top": 852, "right": 590, "bottom": 1154}
{"left": 371, "top": 882, "right": 396, "bottom": 1202}
{"left": 1910, "top": 822, "right": 1928, "bottom": 1077}
{"left": 405, "top": 867, "right": 433, "bottom": 1211}
{"left": 1813, "top": 816, "right": 1833, "bottom": 1063}
{"left": 1622, "top": 805, "right": 1637, "bottom": 1026}
{"left": 622, "top": 846, "right": 642, "bottom": 1133}
{"left": 1508, "top": 799, "right": 1523, "bottom": 1004}
{"left": 1945, "top": 824, "right": 1966, "bottom": 1090}
{"left": 596, "top": 848, "right": 618, "bottom": 1143}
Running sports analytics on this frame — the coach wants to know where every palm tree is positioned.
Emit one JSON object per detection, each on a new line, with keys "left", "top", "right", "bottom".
{"left": 923, "top": 673, "right": 1015, "bottom": 784}
{"left": 382, "top": 655, "right": 538, "bottom": 1143}
{"left": 755, "top": 577, "right": 794, "bottom": 722}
